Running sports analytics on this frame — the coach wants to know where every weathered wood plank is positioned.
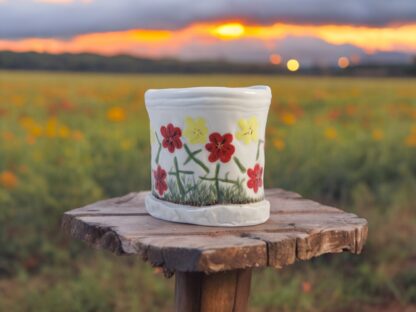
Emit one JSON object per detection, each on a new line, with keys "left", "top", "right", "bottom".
{"left": 65, "top": 211, "right": 362, "bottom": 237}
{"left": 65, "top": 189, "right": 340, "bottom": 217}
{"left": 232, "top": 269, "right": 252, "bottom": 312}
{"left": 199, "top": 270, "right": 239, "bottom": 311}
{"left": 175, "top": 269, "right": 252, "bottom": 312}
{"left": 175, "top": 272, "right": 202, "bottom": 312}
{"left": 61, "top": 188, "right": 368, "bottom": 273}
{"left": 66, "top": 192, "right": 147, "bottom": 216}
{"left": 131, "top": 235, "right": 267, "bottom": 272}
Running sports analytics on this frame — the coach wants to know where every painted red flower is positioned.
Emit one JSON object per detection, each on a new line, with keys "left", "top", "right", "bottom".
{"left": 153, "top": 165, "right": 167, "bottom": 196}
{"left": 161, "top": 123, "right": 183, "bottom": 153}
{"left": 205, "top": 132, "right": 235, "bottom": 163}
{"left": 247, "top": 164, "right": 263, "bottom": 193}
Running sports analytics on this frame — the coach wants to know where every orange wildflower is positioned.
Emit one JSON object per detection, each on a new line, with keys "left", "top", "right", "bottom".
{"left": 328, "top": 109, "right": 341, "bottom": 120}
{"left": 72, "top": 130, "right": 84, "bottom": 141}
{"left": 273, "top": 138, "right": 285, "bottom": 150}
{"left": 345, "top": 104, "right": 357, "bottom": 116}
{"left": 405, "top": 128, "right": 416, "bottom": 147}
{"left": 372, "top": 129, "right": 384, "bottom": 141}
{"left": 324, "top": 127, "right": 338, "bottom": 140}
{"left": 301, "top": 281, "right": 312, "bottom": 293}
{"left": 59, "top": 126, "right": 70, "bottom": 138}
{"left": 2, "top": 131, "right": 15, "bottom": 141}
{"left": 0, "top": 107, "right": 7, "bottom": 117}
{"left": 26, "top": 135, "right": 36, "bottom": 145}
{"left": 0, "top": 171, "right": 18, "bottom": 189}
{"left": 281, "top": 112, "right": 297, "bottom": 125}
{"left": 45, "top": 118, "right": 58, "bottom": 137}
{"left": 107, "top": 107, "right": 126, "bottom": 122}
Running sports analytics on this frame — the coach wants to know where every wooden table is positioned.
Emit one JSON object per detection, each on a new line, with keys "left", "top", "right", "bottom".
{"left": 61, "top": 188, "right": 368, "bottom": 312}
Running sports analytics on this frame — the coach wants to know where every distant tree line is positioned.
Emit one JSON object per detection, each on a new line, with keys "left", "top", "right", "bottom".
{"left": 0, "top": 51, "right": 415, "bottom": 76}
{"left": 0, "top": 51, "right": 283, "bottom": 74}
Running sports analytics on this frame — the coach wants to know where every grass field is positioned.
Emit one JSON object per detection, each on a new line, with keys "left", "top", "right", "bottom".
{"left": 0, "top": 70, "right": 416, "bottom": 311}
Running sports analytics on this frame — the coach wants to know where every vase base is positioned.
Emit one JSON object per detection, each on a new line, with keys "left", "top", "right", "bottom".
{"left": 145, "top": 194, "right": 270, "bottom": 227}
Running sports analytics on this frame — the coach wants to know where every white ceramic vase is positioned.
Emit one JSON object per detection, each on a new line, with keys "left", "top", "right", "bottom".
{"left": 145, "top": 86, "right": 272, "bottom": 226}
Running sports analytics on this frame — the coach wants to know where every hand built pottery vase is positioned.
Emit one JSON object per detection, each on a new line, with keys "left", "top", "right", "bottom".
{"left": 145, "top": 86, "right": 272, "bottom": 226}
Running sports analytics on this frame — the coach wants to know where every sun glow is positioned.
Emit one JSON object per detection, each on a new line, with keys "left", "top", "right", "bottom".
{"left": 212, "top": 23, "right": 245, "bottom": 39}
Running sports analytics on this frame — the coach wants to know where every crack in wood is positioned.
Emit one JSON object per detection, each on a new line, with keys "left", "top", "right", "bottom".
{"left": 66, "top": 212, "right": 149, "bottom": 218}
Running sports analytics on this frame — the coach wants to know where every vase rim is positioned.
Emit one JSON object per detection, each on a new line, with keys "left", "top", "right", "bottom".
{"left": 145, "top": 85, "right": 271, "bottom": 102}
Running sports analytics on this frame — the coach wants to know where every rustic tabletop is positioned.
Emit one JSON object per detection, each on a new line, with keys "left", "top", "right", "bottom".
{"left": 62, "top": 188, "right": 368, "bottom": 312}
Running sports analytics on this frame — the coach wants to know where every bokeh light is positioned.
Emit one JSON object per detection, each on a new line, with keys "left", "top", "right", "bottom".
{"left": 338, "top": 57, "right": 350, "bottom": 68}
{"left": 287, "top": 59, "right": 300, "bottom": 72}
{"left": 269, "top": 54, "right": 282, "bottom": 65}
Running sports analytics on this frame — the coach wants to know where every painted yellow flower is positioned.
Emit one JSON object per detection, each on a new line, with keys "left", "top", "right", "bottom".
{"left": 236, "top": 116, "right": 259, "bottom": 144}
{"left": 183, "top": 117, "right": 208, "bottom": 144}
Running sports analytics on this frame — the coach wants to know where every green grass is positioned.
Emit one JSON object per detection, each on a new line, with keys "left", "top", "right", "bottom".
{"left": 156, "top": 177, "right": 259, "bottom": 206}
{"left": 0, "top": 70, "right": 416, "bottom": 311}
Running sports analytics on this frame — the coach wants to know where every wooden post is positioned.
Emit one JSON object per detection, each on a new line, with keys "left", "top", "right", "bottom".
{"left": 175, "top": 269, "right": 252, "bottom": 312}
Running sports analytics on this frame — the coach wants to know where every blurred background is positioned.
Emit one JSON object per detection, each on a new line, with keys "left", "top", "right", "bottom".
{"left": 0, "top": 1, "right": 415, "bottom": 311}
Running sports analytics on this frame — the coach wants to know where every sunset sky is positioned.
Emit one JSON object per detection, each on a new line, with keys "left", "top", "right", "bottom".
{"left": 1, "top": 0, "right": 415, "bottom": 66}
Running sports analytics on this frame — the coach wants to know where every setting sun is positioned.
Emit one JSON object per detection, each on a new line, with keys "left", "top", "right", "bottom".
{"left": 212, "top": 23, "right": 245, "bottom": 39}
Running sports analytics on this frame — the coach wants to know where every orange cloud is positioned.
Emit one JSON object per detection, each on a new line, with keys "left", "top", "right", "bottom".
{"left": 215, "top": 22, "right": 416, "bottom": 53}
{"left": 0, "top": 21, "right": 415, "bottom": 59}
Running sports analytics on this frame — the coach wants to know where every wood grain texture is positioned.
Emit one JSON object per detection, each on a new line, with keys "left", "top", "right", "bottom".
{"left": 175, "top": 269, "right": 252, "bottom": 312}
{"left": 61, "top": 189, "right": 368, "bottom": 274}
{"left": 175, "top": 272, "right": 203, "bottom": 312}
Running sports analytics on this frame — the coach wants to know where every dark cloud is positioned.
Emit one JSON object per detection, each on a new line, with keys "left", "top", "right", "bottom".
{"left": 0, "top": 0, "right": 416, "bottom": 38}
{"left": 174, "top": 34, "right": 411, "bottom": 65}
{"left": 177, "top": 36, "right": 368, "bottom": 65}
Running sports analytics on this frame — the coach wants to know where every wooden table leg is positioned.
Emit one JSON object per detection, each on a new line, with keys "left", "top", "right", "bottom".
{"left": 175, "top": 269, "right": 252, "bottom": 312}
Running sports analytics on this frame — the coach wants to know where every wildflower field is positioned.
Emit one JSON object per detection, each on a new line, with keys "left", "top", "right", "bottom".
{"left": 0, "top": 70, "right": 416, "bottom": 311}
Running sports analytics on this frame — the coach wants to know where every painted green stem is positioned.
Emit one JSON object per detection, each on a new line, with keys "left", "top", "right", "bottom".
{"left": 214, "top": 163, "right": 221, "bottom": 200}
{"left": 256, "top": 139, "right": 264, "bottom": 161}
{"left": 233, "top": 156, "right": 246, "bottom": 173}
{"left": 184, "top": 146, "right": 202, "bottom": 164}
{"left": 199, "top": 176, "right": 240, "bottom": 185}
{"left": 155, "top": 132, "right": 162, "bottom": 164}
{"left": 184, "top": 144, "right": 210, "bottom": 173}
{"left": 169, "top": 170, "right": 194, "bottom": 175}
{"left": 173, "top": 156, "right": 186, "bottom": 197}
